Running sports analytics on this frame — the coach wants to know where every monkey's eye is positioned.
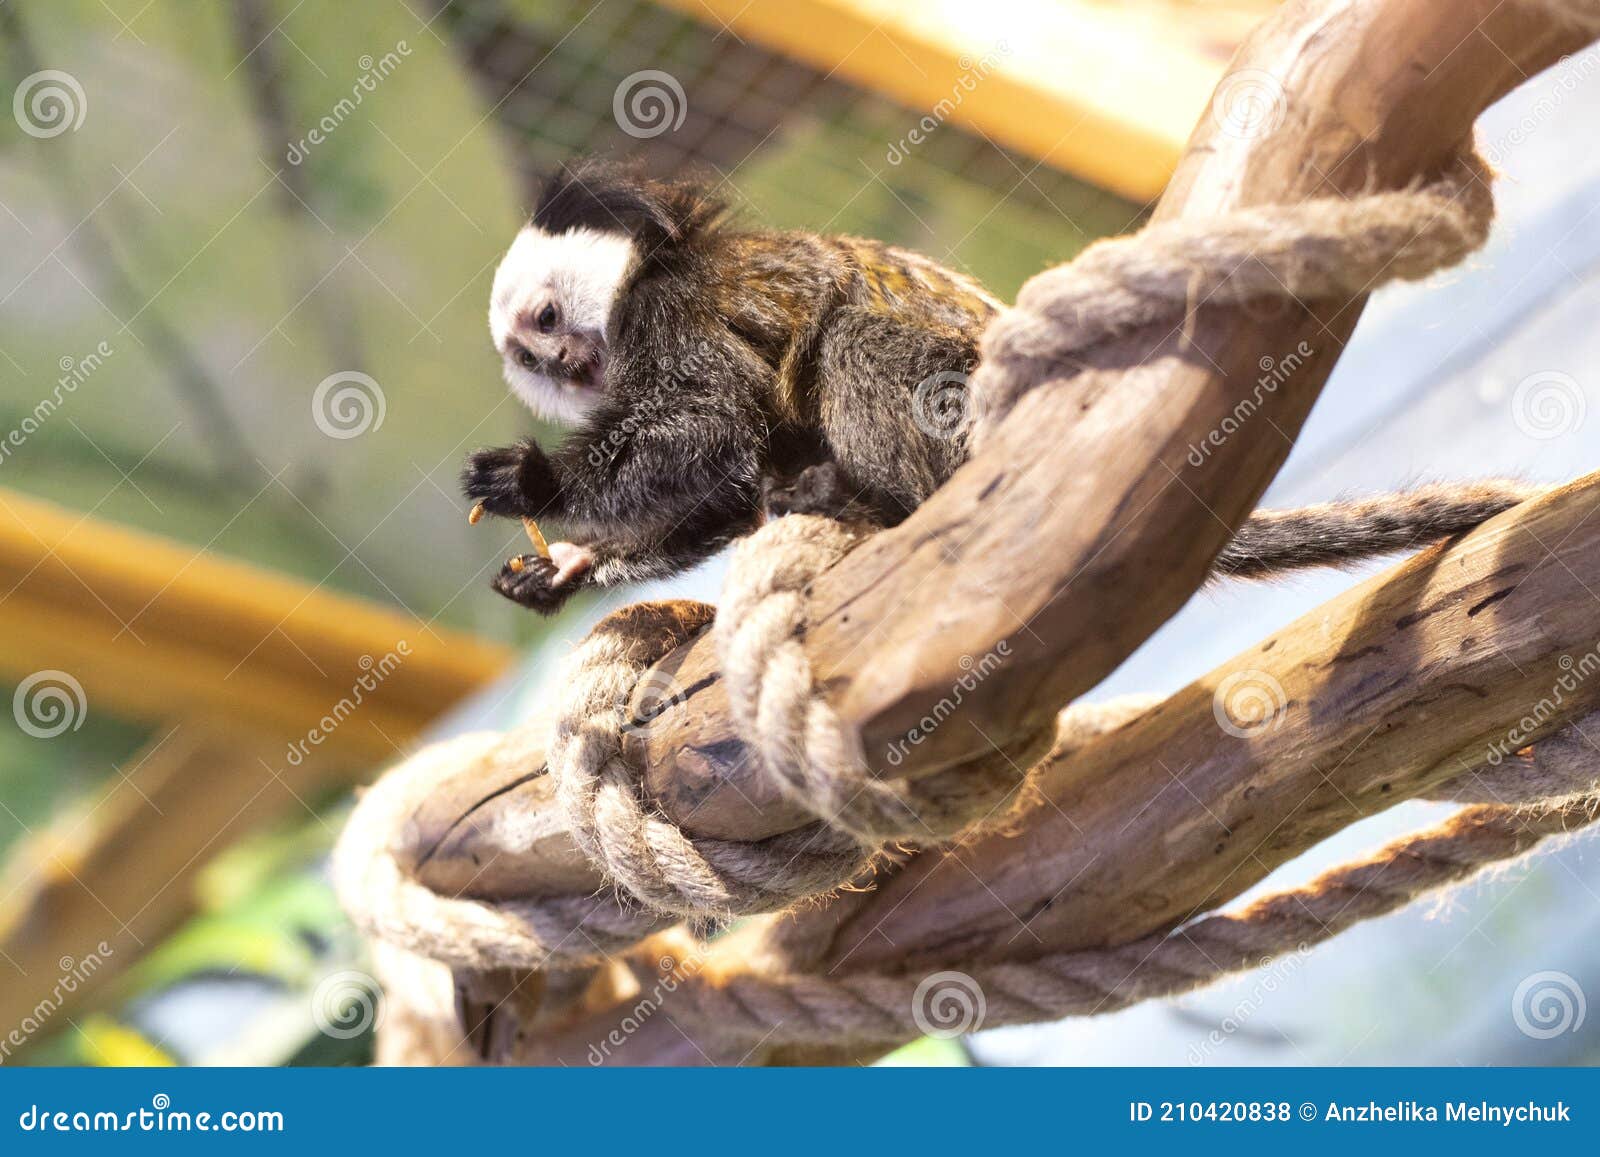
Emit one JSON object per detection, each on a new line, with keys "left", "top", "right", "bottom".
{"left": 515, "top": 347, "right": 536, "bottom": 369}
{"left": 536, "top": 303, "right": 558, "bottom": 333}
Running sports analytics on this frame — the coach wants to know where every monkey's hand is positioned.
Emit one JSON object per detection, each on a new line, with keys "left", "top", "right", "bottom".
{"left": 461, "top": 440, "right": 559, "bottom": 520}
{"left": 489, "top": 543, "right": 594, "bottom": 615}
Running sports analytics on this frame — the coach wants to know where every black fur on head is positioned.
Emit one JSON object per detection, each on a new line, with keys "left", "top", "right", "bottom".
{"left": 532, "top": 159, "right": 729, "bottom": 254}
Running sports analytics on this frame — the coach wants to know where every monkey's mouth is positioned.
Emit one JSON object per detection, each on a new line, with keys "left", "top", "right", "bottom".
{"left": 564, "top": 349, "right": 605, "bottom": 394}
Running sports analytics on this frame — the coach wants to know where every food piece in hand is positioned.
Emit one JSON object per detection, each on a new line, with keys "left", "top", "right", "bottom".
{"left": 522, "top": 516, "right": 551, "bottom": 559}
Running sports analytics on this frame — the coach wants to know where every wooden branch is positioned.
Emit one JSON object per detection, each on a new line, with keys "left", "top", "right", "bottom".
{"left": 502, "top": 469, "right": 1600, "bottom": 1065}
{"left": 814, "top": 472, "right": 1600, "bottom": 973}
{"left": 406, "top": 477, "right": 1600, "bottom": 1058}
{"left": 399, "top": 0, "right": 1598, "bottom": 894}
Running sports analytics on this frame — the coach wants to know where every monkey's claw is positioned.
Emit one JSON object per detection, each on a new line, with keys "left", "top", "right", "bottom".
{"left": 491, "top": 554, "right": 576, "bottom": 615}
{"left": 461, "top": 443, "right": 540, "bottom": 519}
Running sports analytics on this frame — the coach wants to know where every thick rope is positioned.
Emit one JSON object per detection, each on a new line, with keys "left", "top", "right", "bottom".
{"left": 337, "top": 517, "right": 1036, "bottom": 971}
{"left": 332, "top": 729, "right": 670, "bottom": 970}
{"left": 544, "top": 598, "right": 870, "bottom": 922}
{"left": 967, "top": 152, "right": 1494, "bottom": 445}
{"left": 964, "top": 0, "right": 1600, "bottom": 439}
{"left": 716, "top": 515, "right": 1029, "bottom": 844}
{"left": 669, "top": 748, "right": 1600, "bottom": 1046}
{"left": 336, "top": 602, "right": 876, "bottom": 970}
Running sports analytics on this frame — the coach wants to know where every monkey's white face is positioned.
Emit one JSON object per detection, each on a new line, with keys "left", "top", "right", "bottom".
{"left": 489, "top": 225, "right": 637, "bottom": 426}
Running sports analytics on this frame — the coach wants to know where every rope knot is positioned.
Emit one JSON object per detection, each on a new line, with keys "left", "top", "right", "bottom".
{"left": 717, "top": 515, "right": 1027, "bottom": 844}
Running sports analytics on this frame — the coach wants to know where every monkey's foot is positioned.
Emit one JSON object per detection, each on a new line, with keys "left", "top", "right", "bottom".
{"left": 763, "top": 462, "right": 872, "bottom": 523}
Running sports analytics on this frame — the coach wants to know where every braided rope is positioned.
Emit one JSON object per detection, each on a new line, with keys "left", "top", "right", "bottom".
{"left": 331, "top": 729, "right": 669, "bottom": 970}
{"left": 336, "top": 601, "right": 878, "bottom": 970}
{"left": 545, "top": 599, "right": 870, "bottom": 922}
{"left": 671, "top": 774, "right": 1600, "bottom": 1046}
{"left": 968, "top": 152, "right": 1494, "bottom": 445}
{"left": 716, "top": 515, "right": 1030, "bottom": 844}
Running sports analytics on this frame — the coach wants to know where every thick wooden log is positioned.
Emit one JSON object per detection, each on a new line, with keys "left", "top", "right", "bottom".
{"left": 815, "top": 472, "right": 1600, "bottom": 973}
{"left": 505, "top": 471, "right": 1600, "bottom": 1063}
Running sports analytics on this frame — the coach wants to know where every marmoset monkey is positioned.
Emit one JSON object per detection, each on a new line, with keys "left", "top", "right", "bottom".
{"left": 464, "top": 161, "right": 1529, "bottom": 614}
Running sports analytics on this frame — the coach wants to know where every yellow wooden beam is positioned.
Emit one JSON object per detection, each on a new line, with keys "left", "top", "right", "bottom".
{"left": 0, "top": 488, "right": 514, "bottom": 760}
{"left": 0, "top": 729, "right": 312, "bottom": 1035}
{"left": 658, "top": 0, "right": 1268, "bottom": 201}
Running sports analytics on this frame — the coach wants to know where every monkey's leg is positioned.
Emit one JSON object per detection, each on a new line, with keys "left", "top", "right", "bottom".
{"left": 815, "top": 308, "right": 979, "bottom": 526}
{"left": 1215, "top": 479, "right": 1544, "bottom": 579}
{"left": 761, "top": 462, "right": 887, "bottom": 525}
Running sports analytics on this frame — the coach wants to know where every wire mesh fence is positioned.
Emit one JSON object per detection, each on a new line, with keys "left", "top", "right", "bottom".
{"left": 425, "top": 0, "right": 1141, "bottom": 293}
